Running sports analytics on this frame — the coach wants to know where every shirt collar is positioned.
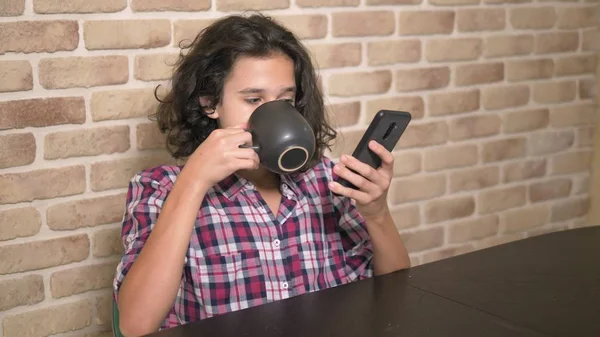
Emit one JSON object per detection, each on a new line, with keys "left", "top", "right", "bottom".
{"left": 215, "top": 172, "right": 303, "bottom": 200}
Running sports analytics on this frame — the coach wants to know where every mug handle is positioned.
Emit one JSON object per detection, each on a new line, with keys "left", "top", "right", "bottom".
{"left": 239, "top": 144, "right": 260, "bottom": 151}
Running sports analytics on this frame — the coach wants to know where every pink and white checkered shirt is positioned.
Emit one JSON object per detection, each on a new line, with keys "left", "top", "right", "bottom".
{"left": 113, "top": 156, "right": 373, "bottom": 330}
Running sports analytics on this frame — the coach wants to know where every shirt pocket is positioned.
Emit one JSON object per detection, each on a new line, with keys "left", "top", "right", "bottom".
{"left": 189, "top": 249, "right": 267, "bottom": 317}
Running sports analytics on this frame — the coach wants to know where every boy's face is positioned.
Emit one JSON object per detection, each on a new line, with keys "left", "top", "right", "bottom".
{"left": 208, "top": 52, "right": 296, "bottom": 128}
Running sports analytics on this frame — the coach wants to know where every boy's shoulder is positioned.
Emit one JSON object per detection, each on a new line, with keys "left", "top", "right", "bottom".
{"left": 129, "top": 164, "right": 184, "bottom": 191}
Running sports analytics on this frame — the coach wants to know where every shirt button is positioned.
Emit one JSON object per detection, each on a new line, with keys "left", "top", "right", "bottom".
{"left": 273, "top": 239, "right": 280, "bottom": 248}
{"left": 282, "top": 282, "right": 289, "bottom": 289}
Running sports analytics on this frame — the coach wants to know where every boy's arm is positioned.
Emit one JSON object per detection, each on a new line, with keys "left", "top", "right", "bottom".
{"left": 329, "top": 140, "right": 411, "bottom": 276}
{"left": 361, "top": 209, "right": 411, "bottom": 275}
{"left": 115, "top": 168, "right": 208, "bottom": 337}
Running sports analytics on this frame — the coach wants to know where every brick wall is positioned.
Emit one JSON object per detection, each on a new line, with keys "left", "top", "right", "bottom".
{"left": 0, "top": 0, "right": 598, "bottom": 336}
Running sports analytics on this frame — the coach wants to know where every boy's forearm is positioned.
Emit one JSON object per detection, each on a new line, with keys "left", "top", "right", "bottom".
{"left": 118, "top": 173, "right": 208, "bottom": 336}
{"left": 363, "top": 210, "right": 411, "bottom": 276}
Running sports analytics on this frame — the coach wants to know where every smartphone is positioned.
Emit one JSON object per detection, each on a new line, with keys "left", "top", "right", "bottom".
{"left": 335, "top": 110, "right": 412, "bottom": 190}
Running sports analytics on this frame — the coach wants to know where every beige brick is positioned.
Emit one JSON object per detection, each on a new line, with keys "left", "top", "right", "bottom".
{"left": 449, "top": 166, "right": 500, "bottom": 192}
{"left": 390, "top": 174, "right": 446, "bottom": 204}
{"left": 551, "top": 197, "right": 590, "bottom": 222}
{"left": 91, "top": 153, "right": 175, "bottom": 191}
{"left": 368, "top": 0, "right": 421, "bottom": 4}
{"left": 39, "top": 56, "right": 128, "bottom": 89}
{"left": 395, "top": 67, "right": 450, "bottom": 92}
{"left": 457, "top": 8, "right": 506, "bottom": 32}
{"left": 536, "top": 32, "right": 579, "bottom": 54}
{"left": 422, "top": 245, "right": 474, "bottom": 264}
{"left": 485, "top": 0, "right": 530, "bottom": 4}
{"left": 92, "top": 88, "right": 160, "bottom": 122}
{"left": 34, "top": 0, "right": 126, "bottom": 13}
{"left": 0, "top": 21, "right": 78, "bottom": 54}
{"left": 393, "top": 152, "right": 422, "bottom": 177}
{"left": 3, "top": 299, "right": 92, "bottom": 337}
{"left": 298, "top": 0, "right": 358, "bottom": 7}
{"left": 583, "top": 28, "right": 600, "bottom": 51}
{"left": 51, "top": 262, "right": 118, "bottom": 298}
{"left": 482, "top": 137, "right": 526, "bottom": 163}
{"left": 216, "top": 0, "right": 289, "bottom": 11}
{"left": 578, "top": 127, "right": 594, "bottom": 148}
{"left": 274, "top": 15, "right": 328, "bottom": 40}
{"left": 428, "top": 89, "right": 480, "bottom": 116}
{"left": 579, "top": 78, "right": 596, "bottom": 100}
{"left": 425, "top": 196, "right": 476, "bottom": 223}
{"left": 0, "top": 207, "right": 41, "bottom": 241}
{"left": 0, "top": 97, "right": 85, "bottom": 130}
{"left": 366, "top": 96, "right": 424, "bottom": 121}
{"left": 367, "top": 40, "right": 421, "bottom": 66}
{"left": 134, "top": 53, "right": 178, "bottom": 81}
{"left": 478, "top": 185, "right": 527, "bottom": 214}
{"left": 557, "top": 6, "right": 599, "bottom": 29}
{"left": 137, "top": 122, "right": 167, "bottom": 150}
{"left": 326, "top": 103, "right": 360, "bottom": 129}
{"left": 330, "top": 129, "right": 364, "bottom": 158}
{"left": 449, "top": 115, "right": 501, "bottom": 140}
{"left": 0, "top": 166, "right": 85, "bottom": 204}
{"left": 332, "top": 11, "right": 395, "bottom": 37}
{"left": 308, "top": 43, "right": 361, "bottom": 69}
{"left": 0, "top": 133, "right": 36, "bottom": 169}
{"left": 45, "top": 126, "right": 130, "bottom": 160}
{"left": 424, "top": 144, "right": 478, "bottom": 172}
{"left": 510, "top": 7, "right": 556, "bottom": 29}
{"left": 530, "top": 178, "right": 572, "bottom": 203}
{"left": 504, "top": 109, "right": 549, "bottom": 134}
{"left": 484, "top": 34, "right": 534, "bottom": 58}
{"left": 329, "top": 70, "right": 392, "bottom": 96}
{"left": 533, "top": 80, "right": 576, "bottom": 104}
{"left": 527, "top": 224, "right": 570, "bottom": 238}
{"left": 397, "top": 121, "right": 448, "bottom": 149}
{"left": 429, "top": 0, "right": 479, "bottom": 5}
{"left": 47, "top": 194, "right": 127, "bottom": 231}
{"left": 1, "top": 0, "right": 25, "bottom": 15}
{"left": 0, "top": 60, "right": 32, "bottom": 92}
{"left": 93, "top": 227, "right": 124, "bottom": 257}
{"left": 482, "top": 85, "right": 530, "bottom": 110}
{"left": 456, "top": 63, "right": 503, "bottom": 86}
{"left": 449, "top": 215, "right": 499, "bottom": 243}
{"left": 551, "top": 151, "right": 593, "bottom": 175}
{"left": 0, "top": 234, "right": 89, "bottom": 274}
{"left": 504, "top": 159, "right": 547, "bottom": 183}
{"left": 84, "top": 20, "right": 170, "bottom": 50}
{"left": 402, "top": 227, "right": 444, "bottom": 253}
{"left": 503, "top": 205, "right": 549, "bottom": 233}
{"left": 506, "top": 59, "right": 554, "bottom": 82}
{"left": 529, "top": 130, "right": 575, "bottom": 155}
{"left": 95, "top": 294, "right": 113, "bottom": 329}
{"left": 132, "top": 0, "right": 210, "bottom": 11}
{"left": 477, "top": 233, "right": 524, "bottom": 250}
{"left": 398, "top": 11, "right": 454, "bottom": 35}
{"left": 390, "top": 204, "right": 420, "bottom": 230}
{"left": 574, "top": 175, "right": 590, "bottom": 195}
{"left": 0, "top": 275, "right": 44, "bottom": 311}
{"left": 426, "top": 38, "right": 482, "bottom": 62}
{"left": 556, "top": 55, "right": 597, "bottom": 76}
{"left": 173, "top": 19, "right": 216, "bottom": 46}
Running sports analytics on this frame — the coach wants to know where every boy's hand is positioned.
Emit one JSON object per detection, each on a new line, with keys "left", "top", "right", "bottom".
{"left": 329, "top": 140, "right": 394, "bottom": 220}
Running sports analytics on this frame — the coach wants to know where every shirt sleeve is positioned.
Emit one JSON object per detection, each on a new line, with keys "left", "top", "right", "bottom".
{"left": 113, "top": 168, "right": 172, "bottom": 301}
{"left": 326, "top": 158, "right": 374, "bottom": 281}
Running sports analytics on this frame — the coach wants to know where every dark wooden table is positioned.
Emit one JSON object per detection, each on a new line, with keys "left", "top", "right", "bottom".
{"left": 148, "top": 226, "right": 600, "bottom": 337}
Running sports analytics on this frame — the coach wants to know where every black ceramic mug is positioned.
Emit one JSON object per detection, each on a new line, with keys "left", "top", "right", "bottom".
{"left": 240, "top": 100, "right": 316, "bottom": 175}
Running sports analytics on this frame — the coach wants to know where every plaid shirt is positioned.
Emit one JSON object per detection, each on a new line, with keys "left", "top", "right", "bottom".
{"left": 113, "top": 156, "right": 373, "bottom": 330}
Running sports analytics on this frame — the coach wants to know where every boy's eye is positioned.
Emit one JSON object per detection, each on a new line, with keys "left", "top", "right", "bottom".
{"left": 245, "top": 98, "right": 261, "bottom": 104}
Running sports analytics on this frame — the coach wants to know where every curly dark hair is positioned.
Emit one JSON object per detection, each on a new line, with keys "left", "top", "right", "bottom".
{"left": 151, "top": 13, "right": 337, "bottom": 172}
